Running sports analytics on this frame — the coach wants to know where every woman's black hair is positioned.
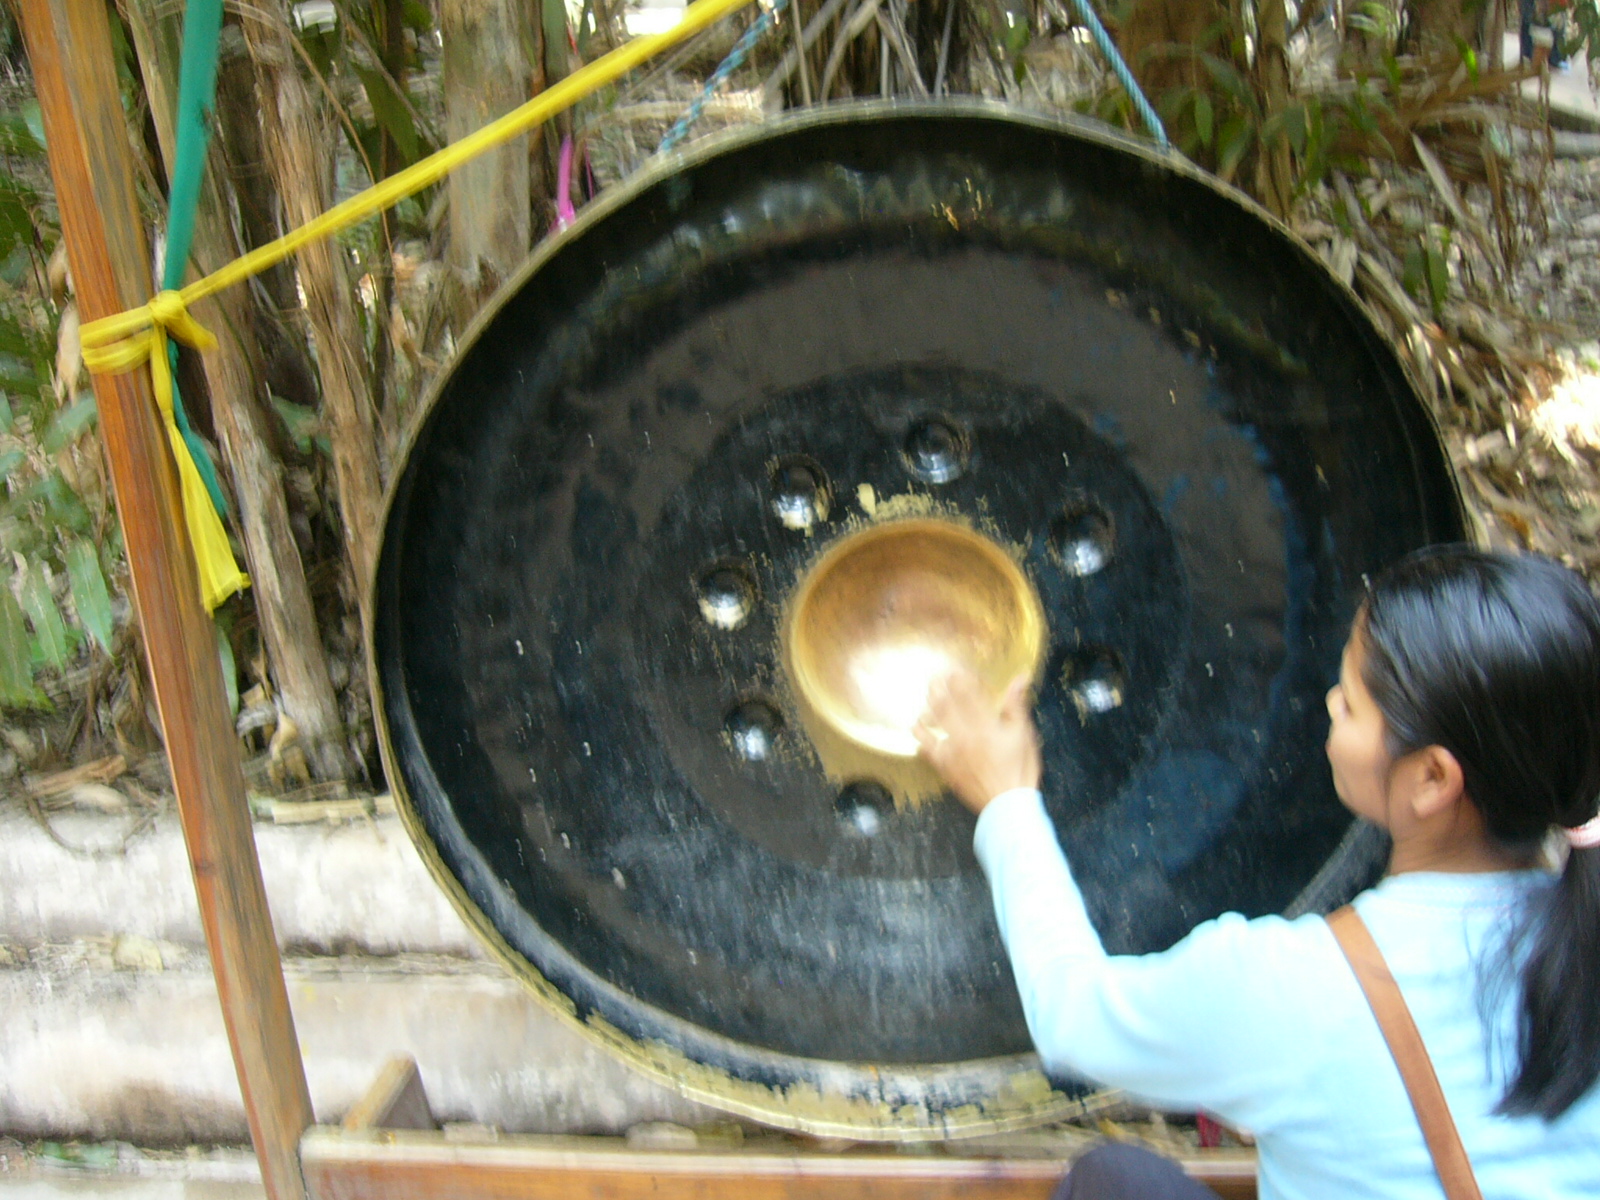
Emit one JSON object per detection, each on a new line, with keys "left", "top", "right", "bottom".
{"left": 1358, "top": 546, "right": 1600, "bottom": 1121}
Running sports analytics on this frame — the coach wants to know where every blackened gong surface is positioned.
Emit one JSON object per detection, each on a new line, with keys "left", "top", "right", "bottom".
{"left": 375, "top": 108, "right": 1461, "bottom": 1074}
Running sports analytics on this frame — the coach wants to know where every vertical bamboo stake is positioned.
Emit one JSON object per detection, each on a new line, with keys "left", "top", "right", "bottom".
{"left": 17, "top": 3, "right": 315, "bottom": 1198}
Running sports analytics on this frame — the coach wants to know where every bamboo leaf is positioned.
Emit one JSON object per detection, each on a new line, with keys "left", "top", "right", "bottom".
{"left": 1283, "top": 104, "right": 1308, "bottom": 158}
{"left": 1194, "top": 91, "right": 1214, "bottom": 149}
{"left": 19, "top": 560, "right": 71, "bottom": 672}
{"left": 1158, "top": 84, "right": 1194, "bottom": 123}
{"left": 19, "top": 99, "right": 45, "bottom": 151}
{"left": 66, "top": 537, "right": 113, "bottom": 653}
{"left": 400, "top": 0, "right": 433, "bottom": 32}
{"left": 216, "top": 617, "right": 239, "bottom": 717}
{"left": 1411, "top": 134, "right": 1499, "bottom": 275}
{"left": 0, "top": 111, "right": 45, "bottom": 159}
{"left": 1218, "top": 117, "right": 1254, "bottom": 182}
{"left": 353, "top": 65, "right": 421, "bottom": 166}
{"left": 0, "top": 581, "right": 43, "bottom": 708}
{"left": 1200, "top": 53, "right": 1256, "bottom": 114}
{"left": 272, "top": 396, "right": 320, "bottom": 455}
{"left": 42, "top": 393, "right": 97, "bottom": 453}
{"left": 1402, "top": 242, "right": 1427, "bottom": 302}
{"left": 1424, "top": 241, "right": 1449, "bottom": 314}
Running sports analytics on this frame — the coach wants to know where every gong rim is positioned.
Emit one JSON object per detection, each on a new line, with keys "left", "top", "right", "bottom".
{"left": 367, "top": 100, "right": 1465, "bottom": 1139}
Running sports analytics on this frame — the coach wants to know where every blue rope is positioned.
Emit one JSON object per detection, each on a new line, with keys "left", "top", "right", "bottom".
{"left": 1064, "top": 0, "right": 1168, "bottom": 148}
{"left": 658, "top": 0, "right": 789, "bottom": 154}
{"left": 655, "top": 0, "right": 1165, "bottom": 153}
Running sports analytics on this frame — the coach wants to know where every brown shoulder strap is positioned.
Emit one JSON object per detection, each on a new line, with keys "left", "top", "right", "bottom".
{"left": 1326, "top": 906, "right": 1484, "bottom": 1200}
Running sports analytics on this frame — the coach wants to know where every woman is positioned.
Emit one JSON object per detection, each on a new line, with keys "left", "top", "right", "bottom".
{"left": 916, "top": 548, "right": 1600, "bottom": 1199}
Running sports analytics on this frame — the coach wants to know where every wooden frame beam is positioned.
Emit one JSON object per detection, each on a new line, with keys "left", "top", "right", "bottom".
{"left": 17, "top": 3, "right": 314, "bottom": 1198}
{"left": 302, "top": 1128, "right": 1258, "bottom": 1200}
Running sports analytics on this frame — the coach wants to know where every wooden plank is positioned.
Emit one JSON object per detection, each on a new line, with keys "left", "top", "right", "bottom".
{"left": 342, "top": 1058, "right": 437, "bottom": 1132}
{"left": 302, "top": 1129, "right": 1258, "bottom": 1200}
{"left": 16, "top": 4, "right": 314, "bottom": 1199}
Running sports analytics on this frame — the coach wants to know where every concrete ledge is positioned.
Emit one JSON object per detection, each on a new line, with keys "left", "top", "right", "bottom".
{"left": 0, "top": 807, "right": 477, "bottom": 957}
{"left": 0, "top": 1145, "right": 261, "bottom": 1199}
{"left": 0, "top": 951, "right": 718, "bottom": 1143}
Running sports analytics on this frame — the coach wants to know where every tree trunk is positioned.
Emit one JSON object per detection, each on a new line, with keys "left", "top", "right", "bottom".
{"left": 125, "top": 0, "right": 352, "bottom": 782}
{"left": 213, "top": 21, "right": 321, "bottom": 417}
{"left": 441, "top": 0, "right": 535, "bottom": 320}
{"left": 1254, "top": 0, "right": 1294, "bottom": 218}
{"left": 1406, "top": 0, "right": 1491, "bottom": 54}
{"left": 1117, "top": 0, "right": 1219, "bottom": 101}
{"left": 238, "top": 5, "right": 385, "bottom": 639}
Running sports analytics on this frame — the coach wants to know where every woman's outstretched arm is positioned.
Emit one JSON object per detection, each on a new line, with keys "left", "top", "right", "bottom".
{"left": 918, "top": 673, "right": 1328, "bottom": 1131}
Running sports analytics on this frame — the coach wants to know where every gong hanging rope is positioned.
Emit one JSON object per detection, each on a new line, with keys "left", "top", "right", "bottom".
{"left": 658, "top": 0, "right": 1168, "bottom": 154}
{"left": 1063, "top": 0, "right": 1168, "bottom": 147}
{"left": 659, "top": 0, "right": 791, "bottom": 154}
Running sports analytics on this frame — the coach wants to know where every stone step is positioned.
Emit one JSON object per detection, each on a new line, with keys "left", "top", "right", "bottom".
{"left": 1, "top": 801, "right": 722, "bottom": 1143}
{"left": 0, "top": 805, "right": 476, "bottom": 957}
{"left": 0, "top": 944, "right": 717, "bottom": 1144}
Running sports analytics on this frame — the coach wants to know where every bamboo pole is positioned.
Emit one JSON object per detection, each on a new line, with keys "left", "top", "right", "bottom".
{"left": 17, "top": 3, "right": 314, "bottom": 1197}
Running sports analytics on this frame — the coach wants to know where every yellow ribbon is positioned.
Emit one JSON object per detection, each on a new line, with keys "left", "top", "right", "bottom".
{"left": 81, "top": 290, "right": 249, "bottom": 612}
{"left": 78, "top": 0, "right": 756, "bottom": 609}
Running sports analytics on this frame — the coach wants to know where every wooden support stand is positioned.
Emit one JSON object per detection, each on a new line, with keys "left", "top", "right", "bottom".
{"left": 21, "top": 4, "right": 1258, "bottom": 1199}
{"left": 307, "top": 1059, "right": 1258, "bottom": 1200}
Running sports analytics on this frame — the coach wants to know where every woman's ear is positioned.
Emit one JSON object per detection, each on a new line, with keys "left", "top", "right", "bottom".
{"left": 1406, "top": 744, "right": 1466, "bottom": 822}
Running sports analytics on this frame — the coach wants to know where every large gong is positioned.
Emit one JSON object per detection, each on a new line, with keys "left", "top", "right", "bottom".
{"left": 372, "top": 103, "right": 1463, "bottom": 1138}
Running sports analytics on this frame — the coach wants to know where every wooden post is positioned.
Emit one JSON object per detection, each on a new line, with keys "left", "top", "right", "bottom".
{"left": 18, "top": 3, "right": 315, "bottom": 1198}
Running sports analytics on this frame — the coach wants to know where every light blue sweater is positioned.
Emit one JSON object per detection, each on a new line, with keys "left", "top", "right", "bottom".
{"left": 974, "top": 789, "right": 1600, "bottom": 1200}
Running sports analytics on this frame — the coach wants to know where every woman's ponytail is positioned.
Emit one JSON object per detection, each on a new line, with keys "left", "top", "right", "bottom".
{"left": 1360, "top": 547, "right": 1600, "bottom": 1122}
{"left": 1498, "top": 844, "right": 1600, "bottom": 1119}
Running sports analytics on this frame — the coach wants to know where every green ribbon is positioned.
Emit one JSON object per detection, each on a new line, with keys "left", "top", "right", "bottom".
{"left": 163, "top": 0, "right": 229, "bottom": 519}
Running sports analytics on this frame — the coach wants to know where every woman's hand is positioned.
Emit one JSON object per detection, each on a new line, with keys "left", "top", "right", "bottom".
{"left": 915, "top": 671, "right": 1042, "bottom": 815}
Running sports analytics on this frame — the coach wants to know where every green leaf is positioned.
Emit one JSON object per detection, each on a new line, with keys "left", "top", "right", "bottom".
{"left": 1424, "top": 241, "right": 1449, "bottom": 314}
{"left": 42, "top": 394, "right": 98, "bottom": 453}
{"left": 1402, "top": 242, "right": 1426, "bottom": 301}
{"left": 401, "top": 0, "right": 434, "bottom": 32}
{"left": 13, "top": 470, "right": 90, "bottom": 533}
{"left": 1282, "top": 105, "right": 1308, "bottom": 158}
{"left": 0, "top": 111, "right": 45, "bottom": 159}
{"left": 271, "top": 396, "right": 319, "bottom": 455}
{"left": 354, "top": 65, "right": 421, "bottom": 167}
{"left": 1217, "top": 117, "right": 1254, "bottom": 182}
{"left": 19, "top": 99, "right": 45, "bottom": 151}
{"left": 0, "top": 448, "right": 23, "bottom": 482}
{"left": 66, "top": 538, "right": 113, "bottom": 653}
{"left": 0, "top": 180, "right": 40, "bottom": 262}
{"left": 216, "top": 616, "right": 239, "bottom": 717}
{"left": 298, "top": 25, "right": 341, "bottom": 79}
{"left": 1194, "top": 91, "right": 1214, "bottom": 149}
{"left": 1200, "top": 53, "right": 1256, "bottom": 114}
{"left": 0, "top": 580, "right": 43, "bottom": 707}
{"left": 0, "top": 392, "right": 12, "bottom": 434}
{"left": 18, "top": 560, "right": 71, "bottom": 672}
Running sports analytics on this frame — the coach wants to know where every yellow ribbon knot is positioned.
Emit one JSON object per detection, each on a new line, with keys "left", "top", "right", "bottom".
{"left": 78, "top": 289, "right": 247, "bottom": 612}
{"left": 81, "top": 289, "right": 218, "bottom": 413}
